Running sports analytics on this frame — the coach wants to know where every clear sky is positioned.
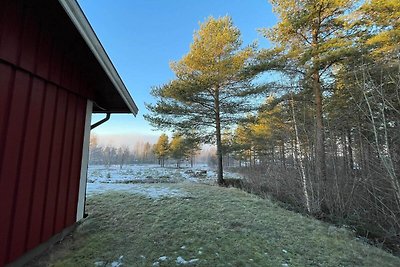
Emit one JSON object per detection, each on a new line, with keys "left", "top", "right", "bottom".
{"left": 77, "top": 0, "right": 277, "bottom": 144}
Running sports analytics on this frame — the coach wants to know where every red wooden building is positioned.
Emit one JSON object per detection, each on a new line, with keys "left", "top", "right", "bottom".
{"left": 0, "top": 0, "right": 138, "bottom": 265}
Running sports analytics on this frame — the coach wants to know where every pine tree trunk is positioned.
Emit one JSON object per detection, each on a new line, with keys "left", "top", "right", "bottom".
{"left": 312, "top": 26, "right": 327, "bottom": 211}
{"left": 215, "top": 88, "right": 224, "bottom": 185}
{"left": 314, "top": 72, "right": 326, "bottom": 173}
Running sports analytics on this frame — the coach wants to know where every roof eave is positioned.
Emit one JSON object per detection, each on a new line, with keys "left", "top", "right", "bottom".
{"left": 57, "top": 0, "right": 138, "bottom": 116}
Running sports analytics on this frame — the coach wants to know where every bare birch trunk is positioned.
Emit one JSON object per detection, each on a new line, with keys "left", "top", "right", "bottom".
{"left": 291, "top": 95, "right": 311, "bottom": 213}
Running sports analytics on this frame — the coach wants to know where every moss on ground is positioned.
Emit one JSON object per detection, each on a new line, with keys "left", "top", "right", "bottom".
{"left": 29, "top": 184, "right": 400, "bottom": 266}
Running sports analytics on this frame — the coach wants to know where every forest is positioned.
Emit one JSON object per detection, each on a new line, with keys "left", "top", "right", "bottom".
{"left": 144, "top": 0, "right": 400, "bottom": 252}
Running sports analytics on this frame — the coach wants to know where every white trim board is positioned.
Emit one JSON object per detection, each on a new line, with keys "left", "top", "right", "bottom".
{"left": 76, "top": 100, "right": 92, "bottom": 221}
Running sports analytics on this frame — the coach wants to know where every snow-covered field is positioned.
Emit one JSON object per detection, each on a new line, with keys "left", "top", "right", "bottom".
{"left": 86, "top": 164, "right": 242, "bottom": 197}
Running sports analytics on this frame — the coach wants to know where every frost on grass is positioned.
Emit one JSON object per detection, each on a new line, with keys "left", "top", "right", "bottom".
{"left": 86, "top": 163, "right": 243, "bottom": 198}
{"left": 86, "top": 183, "right": 186, "bottom": 199}
{"left": 88, "top": 164, "right": 210, "bottom": 183}
{"left": 87, "top": 163, "right": 242, "bottom": 185}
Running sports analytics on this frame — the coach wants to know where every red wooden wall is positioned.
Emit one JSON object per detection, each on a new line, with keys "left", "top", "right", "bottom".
{"left": 0, "top": 0, "right": 95, "bottom": 265}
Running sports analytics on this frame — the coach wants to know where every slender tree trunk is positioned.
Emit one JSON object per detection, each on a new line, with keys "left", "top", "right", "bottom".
{"left": 281, "top": 141, "right": 286, "bottom": 169}
{"left": 312, "top": 27, "right": 327, "bottom": 211}
{"left": 248, "top": 149, "right": 252, "bottom": 168}
{"left": 314, "top": 74, "right": 326, "bottom": 176}
{"left": 214, "top": 88, "right": 224, "bottom": 185}
{"left": 342, "top": 134, "right": 348, "bottom": 174}
{"left": 291, "top": 95, "right": 311, "bottom": 213}
{"left": 291, "top": 139, "right": 297, "bottom": 168}
{"left": 253, "top": 147, "right": 256, "bottom": 167}
{"left": 347, "top": 129, "right": 354, "bottom": 175}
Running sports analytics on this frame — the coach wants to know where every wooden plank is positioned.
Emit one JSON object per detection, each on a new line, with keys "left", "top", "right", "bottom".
{"left": 0, "top": 71, "right": 30, "bottom": 265}
{"left": 54, "top": 93, "right": 77, "bottom": 233}
{"left": 0, "top": 64, "right": 13, "bottom": 184}
{"left": 19, "top": 8, "right": 40, "bottom": 73}
{"left": 0, "top": 0, "right": 23, "bottom": 65}
{"left": 26, "top": 84, "right": 57, "bottom": 250}
{"left": 8, "top": 78, "right": 45, "bottom": 262}
{"left": 60, "top": 53, "right": 73, "bottom": 90}
{"left": 40, "top": 88, "right": 68, "bottom": 242}
{"left": 48, "top": 43, "right": 63, "bottom": 85}
{"left": 35, "top": 28, "right": 53, "bottom": 81}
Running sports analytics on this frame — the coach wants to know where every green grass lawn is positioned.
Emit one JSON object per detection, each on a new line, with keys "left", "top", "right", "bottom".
{"left": 30, "top": 183, "right": 400, "bottom": 266}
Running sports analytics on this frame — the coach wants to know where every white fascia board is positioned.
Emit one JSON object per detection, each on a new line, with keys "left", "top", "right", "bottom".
{"left": 58, "top": 0, "right": 138, "bottom": 115}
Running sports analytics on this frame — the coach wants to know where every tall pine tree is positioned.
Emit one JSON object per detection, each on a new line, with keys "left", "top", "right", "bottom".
{"left": 145, "top": 16, "right": 259, "bottom": 184}
{"left": 256, "top": 0, "right": 357, "bottom": 211}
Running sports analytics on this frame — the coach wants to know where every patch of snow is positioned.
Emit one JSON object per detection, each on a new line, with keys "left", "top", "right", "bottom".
{"left": 159, "top": 256, "right": 168, "bottom": 261}
{"left": 176, "top": 256, "right": 199, "bottom": 265}
{"left": 111, "top": 262, "right": 122, "bottom": 267}
{"left": 188, "top": 259, "right": 199, "bottom": 264}
{"left": 176, "top": 256, "right": 186, "bottom": 265}
{"left": 110, "top": 255, "right": 123, "bottom": 267}
{"left": 94, "top": 256, "right": 123, "bottom": 267}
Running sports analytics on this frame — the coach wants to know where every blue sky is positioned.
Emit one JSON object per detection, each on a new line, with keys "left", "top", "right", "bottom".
{"left": 78, "top": 0, "right": 277, "bottom": 142}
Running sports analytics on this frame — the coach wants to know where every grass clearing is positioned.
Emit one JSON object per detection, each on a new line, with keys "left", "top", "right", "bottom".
{"left": 29, "top": 183, "right": 400, "bottom": 266}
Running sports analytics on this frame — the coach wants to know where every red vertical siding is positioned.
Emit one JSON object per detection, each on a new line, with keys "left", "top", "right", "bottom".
{"left": 0, "top": 0, "right": 23, "bottom": 65}
{"left": 26, "top": 84, "right": 58, "bottom": 251}
{"left": 35, "top": 29, "right": 53, "bottom": 80}
{"left": 54, "top": 95, "right": 77, "bottom": 233}
{"left": 0, "top": 64, "right": 13, "bottom": 172}
{"left": 19, "top": 10, "right": 40, "bottom": 72}
{"left": 41, "top": 89, "right": 68, "bottom": 241}
{"left": 0, "top": 71, "right": 31, "bottom": 264}
{"left": 0, "top": 71, "right": 89, "bottom": 265}
{"left": 0, "top": 0, "right": 92, "bottom": 265}
{"left": 8, "top": 78, "right": 45, "bottom": 260}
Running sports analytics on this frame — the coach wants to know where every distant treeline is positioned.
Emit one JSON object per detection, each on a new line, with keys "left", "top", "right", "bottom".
{"left": 89, "top": 134, "right": 217, "bottom": 167}
{"left": 89, "top": 135, "right": 156, "bottom": 166}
